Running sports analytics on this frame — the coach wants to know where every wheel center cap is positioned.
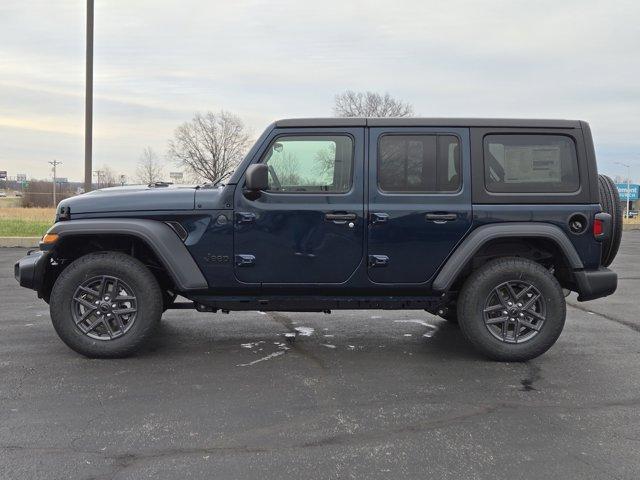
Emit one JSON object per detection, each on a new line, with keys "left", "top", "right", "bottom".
{"left": 99, "top": 303, "right": 110, "bottom": 313}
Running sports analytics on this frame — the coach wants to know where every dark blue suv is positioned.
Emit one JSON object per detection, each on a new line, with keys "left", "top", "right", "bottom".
{"left": 14, "top": 118, "right": 621, "bottom": 361}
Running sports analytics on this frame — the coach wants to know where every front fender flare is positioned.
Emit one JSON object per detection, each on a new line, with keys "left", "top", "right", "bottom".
{"left": 47, "top": 219, "right": 208, "bottom": 291}
{"left": 432, "top": 222, "right": 583, "bottom": 292}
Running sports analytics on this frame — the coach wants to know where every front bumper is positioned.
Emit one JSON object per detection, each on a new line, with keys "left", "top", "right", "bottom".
{"left": 574, "top": 267, "right": 617, "bottom": 301}
{"left": 14, "top": 250, "right": 49, "bottom": 292}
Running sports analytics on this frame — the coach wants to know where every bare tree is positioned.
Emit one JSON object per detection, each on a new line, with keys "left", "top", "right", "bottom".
{"left": 334, "top": 90, "right": 414, "bottom": 117}
{"left": 136, "top": 147, "right": 165, "bottom": 185}
{"left": 94, "top": 166, "right": 119, "bottom": 188}
{"left": 167, "top": 111, "right": 251, "bottom": 183}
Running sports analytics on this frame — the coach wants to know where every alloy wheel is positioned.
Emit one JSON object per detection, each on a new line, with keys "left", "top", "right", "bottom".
{"left": 482, "top": 280, "right": 546, "bottom": 344}
{"left": 71, "top": 275, "right": 138, "bottom": 341}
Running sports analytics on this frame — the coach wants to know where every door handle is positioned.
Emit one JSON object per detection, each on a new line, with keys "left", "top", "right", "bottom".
{"left": 425, "top": 213, "right": 457, "bottom": 223}
{"left": 325, "top": 213, "right": 357, "bottom": 224}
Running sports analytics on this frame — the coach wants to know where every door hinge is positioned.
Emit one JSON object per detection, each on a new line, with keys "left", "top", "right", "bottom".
{"left": 370, "top": 212, "right": 389, "bottom": 225}
{"left": 235, "top": 254, "right": 256, "bottom": 266}
{"left": 368, "top": 255, "right": 389, "bottom": 267}
{"left": 236, "top": 212, "right": 257, "bottom": 224}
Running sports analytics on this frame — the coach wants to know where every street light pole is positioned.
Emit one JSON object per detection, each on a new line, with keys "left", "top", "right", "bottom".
{"left": 49, "top": 160, "right": 62, "bottom": 206}
{"left": 84, "top": 0, "right": 94, "bottom": 193}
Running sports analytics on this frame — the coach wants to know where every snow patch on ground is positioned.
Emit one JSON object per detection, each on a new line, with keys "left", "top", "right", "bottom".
{"left": 294, "top": 326, "right": 315, "bottom": 336}
{"left": 394, "top": 319, "right": 439, "bottom": 338}
{"left": 237, "top": 351, "right": 285, "bottom": 367}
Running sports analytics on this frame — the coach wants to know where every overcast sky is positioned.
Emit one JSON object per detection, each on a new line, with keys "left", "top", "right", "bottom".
{"left": 1, "top": 0, "right": 639, "bottom": 182}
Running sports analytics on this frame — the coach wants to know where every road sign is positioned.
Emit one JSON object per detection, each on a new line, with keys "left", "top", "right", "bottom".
{"left": 615, "top": 183, "right": 639, "bottom": 201}
{"left": 16, "top": 173, "right": 26, "bottom": 182}
{"left": 0, "top": 171, "right": 6, "bottom": 180}
{"left": 55, "top": 177, "right": 68, "bottom": 183}
{"left": 169, "top": 172, "right": 183, "bottom": 182}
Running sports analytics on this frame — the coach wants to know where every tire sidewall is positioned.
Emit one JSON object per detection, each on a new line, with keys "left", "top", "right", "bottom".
{"left": 50, "top": 252, "right": 162, "bottom": 358}
{"left": 458, "top": 258, "right": 566, "bottom": 361}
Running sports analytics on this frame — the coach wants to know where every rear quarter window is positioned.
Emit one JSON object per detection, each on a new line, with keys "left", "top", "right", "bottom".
{"left": 484, "top": 134, "right": 579, "bottom": 193}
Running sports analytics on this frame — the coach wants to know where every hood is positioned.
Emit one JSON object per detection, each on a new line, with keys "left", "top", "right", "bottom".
{"left": 58, "top": 184, "right": 198, "bottom": 216}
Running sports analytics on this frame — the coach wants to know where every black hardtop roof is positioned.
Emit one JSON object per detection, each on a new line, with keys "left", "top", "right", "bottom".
{"left": 274, "top": 117, "right": 582, "bottom": 129}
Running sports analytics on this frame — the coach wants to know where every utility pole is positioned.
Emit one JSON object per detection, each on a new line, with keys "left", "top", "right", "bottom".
{"left": 49, "top": 160, "right": 62, "bottom": 206}
{"left": 84, "top": 0, "right": 94, "bottom": 193}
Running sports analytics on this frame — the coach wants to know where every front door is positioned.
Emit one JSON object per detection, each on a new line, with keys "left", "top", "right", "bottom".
{"left": 367, "top": 127, "right": 472, "bottom": 284}
{"left": 234, "top": 128, "right": 365, "bottom": 284}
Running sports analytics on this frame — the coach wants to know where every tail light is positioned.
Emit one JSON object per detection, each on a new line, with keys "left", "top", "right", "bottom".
{"left": 593, "top": 218, "right": 603, "bottom": 236}
{"left": 593, "top": 212, "right": 611, "bottom": 241}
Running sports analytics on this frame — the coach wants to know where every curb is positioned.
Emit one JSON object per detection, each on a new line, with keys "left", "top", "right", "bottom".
{"left": 623, "top": 224, "right": 640, "bottom": 231}
{"left": 0, "top": 237, "right": 40, "bottom": 248}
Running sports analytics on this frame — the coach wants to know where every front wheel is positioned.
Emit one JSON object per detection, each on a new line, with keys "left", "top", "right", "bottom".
{"left": 457, "top": 257, "right": 566, "bottom": 361}
{"left": 50, "top": 252, "right": 163, "bottom": 358}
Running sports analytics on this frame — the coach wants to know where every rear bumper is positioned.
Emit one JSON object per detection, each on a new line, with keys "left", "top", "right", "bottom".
{"left": 574, "top": 267, "right": 617, "bottom": 301}
{"left": 14, "top": 250, "right": 49, "bottom": 291}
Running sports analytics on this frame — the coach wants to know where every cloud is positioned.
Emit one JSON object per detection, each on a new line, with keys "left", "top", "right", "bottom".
{"left": 0, "top": 0, "right": 639, "bottom": 181}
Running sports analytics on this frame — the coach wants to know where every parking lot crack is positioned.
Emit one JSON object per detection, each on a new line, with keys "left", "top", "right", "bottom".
{"left": 567, "top": 301, "right": 640, "bottom": 333}
{"left": 266, "top": 312, "right": 327, "bottom": 370}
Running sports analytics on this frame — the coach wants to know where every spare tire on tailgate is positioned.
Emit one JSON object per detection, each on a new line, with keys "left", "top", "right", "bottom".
{"left": 598, "top": 174, "right": 623, "bottom": 267}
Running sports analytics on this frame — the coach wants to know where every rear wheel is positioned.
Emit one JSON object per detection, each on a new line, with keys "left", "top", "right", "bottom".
{"left": 50, "top": 252, "right": 163, "bottom": 358}
{"left": 457, "top": 257, "right": 565, "bottom": 361}
{"left": 598, "top": 174, "right": 623, "bottom": 267}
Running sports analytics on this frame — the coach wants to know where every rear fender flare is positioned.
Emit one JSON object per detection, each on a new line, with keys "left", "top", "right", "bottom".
{"left": 432, "top": 222, "right": 583, "bottom": 292}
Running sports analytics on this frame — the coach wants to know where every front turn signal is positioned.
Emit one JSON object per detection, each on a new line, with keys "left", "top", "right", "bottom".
{"left": 41, "top": 233, "right": 59, "bottom": 245}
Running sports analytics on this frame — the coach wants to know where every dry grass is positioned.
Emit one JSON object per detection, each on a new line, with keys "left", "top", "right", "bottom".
{"left": 0, "top": 207, "right": 56, "bottom": 222}
{"left": 0, "top": 207, "right": 55, "bottom": 236}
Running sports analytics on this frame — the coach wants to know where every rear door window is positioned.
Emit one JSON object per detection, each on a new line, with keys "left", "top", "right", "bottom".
{"left": 378, "top": 134, "right": 461, "bottom": 193}
{"left": 484, "top": 134, "right": 579, "bottom": 193}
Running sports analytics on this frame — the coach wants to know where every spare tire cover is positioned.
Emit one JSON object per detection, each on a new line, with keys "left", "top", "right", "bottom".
{"left": 598, "top": 174, "right": 623, "bottom": 267}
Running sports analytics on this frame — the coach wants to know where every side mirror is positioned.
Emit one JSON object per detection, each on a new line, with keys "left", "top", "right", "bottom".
{"left": 245, "top": 163, "right": 269, "bottom": 191}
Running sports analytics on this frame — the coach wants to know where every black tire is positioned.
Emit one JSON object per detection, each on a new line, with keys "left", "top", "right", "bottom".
{"left": 598, "top": 174, "right": 622, "bottom": 267}
{"left": 457, "top": 257, "right": 565, "bottom": 361}
{"left": 50, "top": 252, "right": 163, "bottom": 358}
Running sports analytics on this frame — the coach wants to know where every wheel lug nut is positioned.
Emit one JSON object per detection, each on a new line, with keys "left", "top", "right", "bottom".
{"left": 519, "top": 312, "right": 524, "bottom": 317}
{"left": 95, "top": 301, "right": 100, "bottom": 304}
{"left": 502, "top": 310, "right": 508, "bottom": 315}
{"left": 507, "top": 302, "right": 513, "bottom": 306}
{"left": 112, "top": 304, "right": 117, "bottom": 308}
{"left": 517, "top": 303, "right": 523, "bottom": 308}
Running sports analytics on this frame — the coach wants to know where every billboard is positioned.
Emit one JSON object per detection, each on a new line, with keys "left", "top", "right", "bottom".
{"left": 0, "top": 171, "right": 6, "bottom": 180}
{"left": 615, "top": 183, "right": 639, "bottom": 201}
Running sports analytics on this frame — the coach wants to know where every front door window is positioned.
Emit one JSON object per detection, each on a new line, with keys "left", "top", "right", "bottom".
{"left": 262, "top": 135, "right": 353, "bottom": 193}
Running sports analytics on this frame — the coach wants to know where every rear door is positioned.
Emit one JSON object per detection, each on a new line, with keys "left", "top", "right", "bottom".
{"left": 367, "top": 127, "right": 472, "bottom": 284}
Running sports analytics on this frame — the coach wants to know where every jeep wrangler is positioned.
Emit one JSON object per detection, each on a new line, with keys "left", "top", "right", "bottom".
{"left": 14, "top": 118, "right": 620, "bottom": 361}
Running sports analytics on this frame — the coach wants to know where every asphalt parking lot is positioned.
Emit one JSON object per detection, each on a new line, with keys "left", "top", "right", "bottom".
{"left": 1, "top": 234, "right": 640, "bottom": 480}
